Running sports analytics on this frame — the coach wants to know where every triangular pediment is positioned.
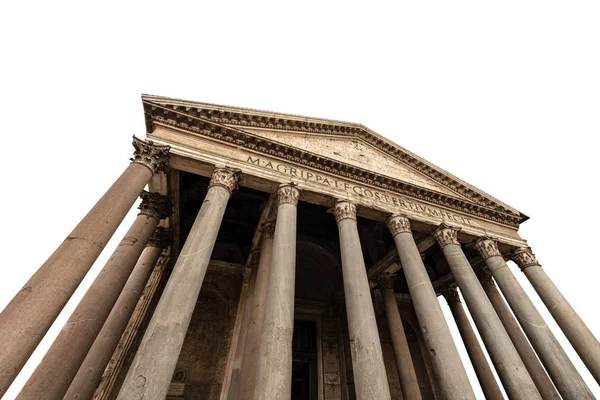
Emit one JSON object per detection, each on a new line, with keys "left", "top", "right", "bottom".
{"left": 238, "top": 127, "right": 471, "bottom": 201}
{"left": 142, "top": 94, "right": 527, "bottom": 226}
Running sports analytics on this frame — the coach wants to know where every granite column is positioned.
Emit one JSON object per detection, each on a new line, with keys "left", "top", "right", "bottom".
{"left": 18, "top": 191, "right": 171, "bottom": 400}
{"left": 377, "top": 273, "right": 421, "bottom": 400}
{"left": 116, "top": 167, "right": 239, "bottom": 400}
{"left": 433, "top": 224, "right": 540, "bottom": 400}
{"left": 478, "top": 268, "right": 560, "bottom": 400}
{"left": 253, "top": 184, "right": 300, "bottom": 400}
{"left": 512, "top": 247, "right": 600, "bottom": 384}
{"left": 442, "top": 286, "right": 504, "bottom": 400}
{"left": 65, "top": 227, "right": 173, "bottom": 400}
{"left": 238, "top": 221, "right": 275, "bottom": 400}
{"left": 386, "top": 215, "right": 475, "bottom": 400}
{"left": 0, "top": 137, "right": 169, "bottom": 396}
{"left": 473, "top": 237, "right": 594, "bottom": 400}
{"left": 333, "top": 201, "right": 391, "bottom": 400}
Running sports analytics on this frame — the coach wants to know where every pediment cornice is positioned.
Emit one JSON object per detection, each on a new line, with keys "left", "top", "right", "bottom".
{"left": 142, "top": 95, "right": 527, "bottom": 227}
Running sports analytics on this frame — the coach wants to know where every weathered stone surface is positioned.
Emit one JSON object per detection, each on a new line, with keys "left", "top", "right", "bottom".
{"left": 253, "top": 184, "right": 300, "bottom": 399}
{"left": 117, "top": 168, "right": 238, "bottom": 400}
{"left": 475, "top": 238, "right": 595, "bottom": 400}
{"left": 19, "top": 192, "right": 169, "bottom": 400}
{"left": 335, "top": 200, "right": 391, "bottom": 400}
{"left": 436, "top": 227, "right": 541, "bottom": 400}
{"left": 388, "top": 215, "right": 475, "bottom": 400}
{"left": 0, "top": 159, "right": 156, "bottom": 397}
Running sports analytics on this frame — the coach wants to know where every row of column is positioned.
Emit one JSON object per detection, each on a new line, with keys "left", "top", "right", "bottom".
{"left": 1, "top": 136, "right": 599, "bottom": 399}
{"left": 0, "top": 137, "right": 172, "bottom": 398}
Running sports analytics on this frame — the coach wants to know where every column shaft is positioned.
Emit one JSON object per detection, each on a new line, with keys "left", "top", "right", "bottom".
{"left": 92, "top": 255, "right": 170, "bottom": 400}
{"left": 386, "top": 215, "right": 475, "bottom": 400}
{"left": 474, "top": 237, "right": 594, "bottom": 400}
{"left": 19, "top": 192, "right": 170, "bottom": 400}
{"left": 253, "top": 185, "right": 300, "bottom": 399}
{"left": 379, "top": 274, "right": 422, "bottom": 400}
{"left": 513, "top": 247, "right": 600, "bottom": 384}
{"left": 65, "top": 228, "right": 171, "bottom": 400}
{"left": 222, "top": 266, "right": 255, "bottom": 399}
{"left": 434, "top": 225, "right": 540, "bottom": 400}
{"left": 0, "top": 137, "right": 168, "bottom": 396}
{"left": 253, "top": 184, "right": 300, "bottom": 400}
{"left": 443, "top": 288, "right": 504, "bottom": 400}
{"left": 479, "top": 268, "right": 560, "bottom": 400}
{"left": 237, "top": 224, "right": 274, "bottom": 400}
{"left": 116, "top": 168, "right": 238, "bottom": 400}
{"left": 334, "top": 201, "right": 391, "bottom": 400}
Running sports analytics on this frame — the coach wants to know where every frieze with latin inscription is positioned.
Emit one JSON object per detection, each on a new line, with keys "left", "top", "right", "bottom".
{"left": 246, "top": 155, "right": 475, "bottom": 227}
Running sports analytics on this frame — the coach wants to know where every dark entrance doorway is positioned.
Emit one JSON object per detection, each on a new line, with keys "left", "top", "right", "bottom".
{"left": 291, "top": 319, "right": 319, "bottom": 400}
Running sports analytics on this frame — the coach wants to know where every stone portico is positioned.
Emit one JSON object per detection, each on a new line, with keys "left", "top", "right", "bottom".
{"left": 1, "top": 95, "right": 599, "bottom": 399}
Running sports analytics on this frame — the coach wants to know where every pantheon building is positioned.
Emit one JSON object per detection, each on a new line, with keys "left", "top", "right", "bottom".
{"left": 1, "top": 95, "right": 599, "bottom": 400}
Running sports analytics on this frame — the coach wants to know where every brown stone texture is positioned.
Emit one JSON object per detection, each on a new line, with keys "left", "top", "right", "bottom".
{"left": 483, "top": 252, "right": 595, "bottom": 399}
{"left": 117, "top": 170, "right": 235, "bottom": 400}
{"left": 19, "top": 205, "right": 162, "bottom": 399}
{"left": 65, "top": 241, "right": 166, "bottom": 400}
{"left": 390, "top": 225, "right": 475, "bottom": 400}
{"left": 0, "top": 162, "right": 152, "bottom": 396}
{"left": 479, "top": 269, "right": 560, "bottom": 400}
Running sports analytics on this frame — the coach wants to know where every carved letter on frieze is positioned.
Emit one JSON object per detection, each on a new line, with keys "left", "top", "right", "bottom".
{"left": 511, "top": 247, "right": 541, "bottom": 270}
{"left": 131, "top": 136, "right": 171, "bottom": 174}
{"left": 276, "top": 183, "right": 300, "bottom": 206}
{"left": 147, "top": 227, "right": 173, "bottom": 249}
{"left": 442, "top": 285, "right": 461, "bottom": 304}
{"left": 473, "top": 236, "right": 502, "bottom": 260}
{"left": 432, "top": 223, "right": 460, "bottom": 248}
{"left": 332, "top": 201, "right": 357, "bottom": 223}
{"left": 138, "top": 191, "right": 173, "bottom": 222}
{"left": 377, "top": 272, "right": 397, "bottom": 291}
{"left": 209, "top": 168, "right": 240, "bottom": 194}
{"left": 386, "top": 214, "right": 411, "bottom": 236}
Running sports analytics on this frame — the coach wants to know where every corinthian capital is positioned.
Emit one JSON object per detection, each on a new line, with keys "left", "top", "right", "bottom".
{"left": 276, "top": 183, "right": 300, "bottom": 206}
{"left": 147, "top": 227, "right": 173, "bottom": 249}
{"left": 332, "top": 201, "right": 356, "bottom": 222}
{"left": 478, "top": 267, "right": 496, "bottom": 287}
{"left": 138, "top": 191, "right": 173, "bottom": 221}
{"left": 432, "top": 223, "right": 460, "bottom": 248}
{"left": 260, "top": 220, "right": 276, "bottom": 239}
{"left": 377, "top": 273, "right": 397, "bottom": 290}
{"left": 386, "top": 215, "right": 411, "bottom": 236}
{"left": 511, "top": 247, "right": 540, "bottom": 270}
{"left": 473, "top": 236, "right": 502, "bottom": 260}
{"left": 442, "top": 285, "right": 461, "bottom": 304}
{"left": 209, "top": 168, "right": 240, "bottom": 193}
{"left": 131, "top": 136, "right": 170, "bottom": 174}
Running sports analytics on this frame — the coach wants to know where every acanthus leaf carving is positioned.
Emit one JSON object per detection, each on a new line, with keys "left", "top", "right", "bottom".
{"left": 332, "top": 201, "right": 356, "bottom": 223}
{"left": 386, "top": 214, "right": 411, "bottom": 236}
{"left": 138, "top": 191, "right": 172, "bottom": 221}
{"left": 442, "top": 285, "right": 461, "bottom": 304}
{"left": 473, "top": 236, "right": 502, "bottom": 260}
{"left": 432, "top": 223, "right": 460, "bottom": 248}
{"left": 511, "top": 247, "right": 540, "bottom": 269}
{"left": 276, "top": 183, "right": 300, "bottom": 206}
{"left": 209, "top": 168, "right": 240, "bottom": 193}
{"left": 377, "top": 272, "right": 397, "bottom": 291}
{"left": 131, "top": 136, "right": 170, "bottom": 174}
{"left": 147, "top": 227, "right": 173, "bottom": 249}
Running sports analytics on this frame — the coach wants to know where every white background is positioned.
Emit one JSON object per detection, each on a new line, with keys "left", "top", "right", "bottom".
{"left": 1, "top": 1, "right": 599, "bottom": 398}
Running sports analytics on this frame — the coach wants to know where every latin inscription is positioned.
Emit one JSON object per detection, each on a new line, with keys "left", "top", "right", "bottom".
{"left": 247, "top": 156, "right": 474, "bottom": 226}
